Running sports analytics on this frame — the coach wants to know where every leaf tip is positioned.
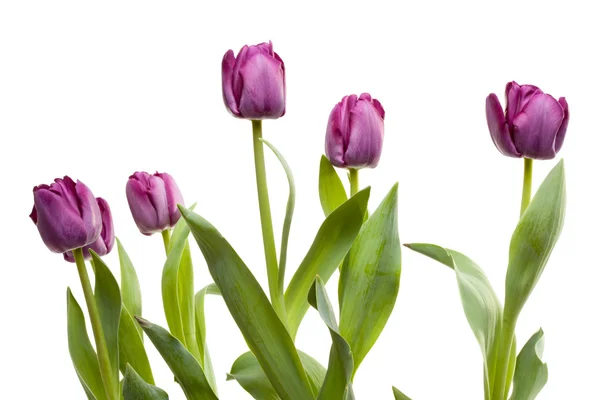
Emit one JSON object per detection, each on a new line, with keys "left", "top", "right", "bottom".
{"left": 134, "top": 316, "right": 151, "bottom": 328}
{"left": 225, "top": 373, "right": 235, "bottom": 381}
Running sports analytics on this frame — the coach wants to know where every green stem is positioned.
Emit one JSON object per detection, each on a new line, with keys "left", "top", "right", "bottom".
{"left": 252, "top": 120, "right": 287, "bottom": 324}
{"left": 491, "top": 317, "right": 516, "bottom": 400}
{"left": 161, "top": 229, "right": 171, "bottom": 255}
{"left": 349, "top": 168, "right": 359, "bottom": 196}
{"left": 520, "top": 158, "right": 533, "bottom": 217}
{"left": 74, "top": 248, "right": 118, "bottom": 400}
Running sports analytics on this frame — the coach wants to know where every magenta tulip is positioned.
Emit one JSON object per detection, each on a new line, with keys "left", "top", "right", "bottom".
{"left": 64, "top": 198, "right": 115, "bottom": 262}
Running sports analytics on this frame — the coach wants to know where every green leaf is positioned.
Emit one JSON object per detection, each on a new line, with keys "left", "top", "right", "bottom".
{"left": 504, "top": 335, "right": 517, "bottom": 399}
{"left": 67, "top": 288, "right": 106, "bottom": 400}
{"left": 318, "top": 155, "right": 348, "bottom": 216}
{"left": 180, "top": 206, "right": 315, "bottom": 400}
{"left": 308, "top": 277, "right": 355, "bottom": 400}
{"left": 195, "top": 283, "right": 221, "bottom": 394}
{"left": 227, "top": 351, "right": 326, "bottom": 400}
{"left": 122, "top": 365, "right": 168, "bottom": 400}
{"left": 505, "top": 160, "right": 566, "bottom": 321}
{"left": 392, "top": 387, "right": 412, "bottom": 400}
{"left": 118, "top": 305, "right": 154, "bottom": 385}
{"left": 117, "top": 238, "right": 142, "bottom": 338}
{"left": 136, "top": 317, "right": 217, "bottom": 400}
{"left": 509, "top": 329, "right": 548, "bottom": 400}
{"left": 285, "top": 188, "right": 370, "bottom": 339}
{"left": 339, "top": 183, "right": 401, "bottom": 373}
{"left": 405, "top": 243, "right": 501, "bottom": 395}
{"left": 91, "top": 251, "right": 122, "bottom": 399}
{"left": 179, "top": 243, "right": 201, "bottom": 360}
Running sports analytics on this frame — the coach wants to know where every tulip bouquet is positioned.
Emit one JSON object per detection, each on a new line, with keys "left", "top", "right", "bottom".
{"left": 29, "top": 41, "right": 568, "bottom": 400}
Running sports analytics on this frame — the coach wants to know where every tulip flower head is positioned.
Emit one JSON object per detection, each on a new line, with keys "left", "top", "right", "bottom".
{"left": 30, "top": 176, "right": 102, "bottom": 254}
{"left": 64, "top": 198, "right": 115, "bottom": 262}
{"left": 222, "top": 41, "right": 286, "bottom": 120}
{"left": 325, "top": 93, "right": 385, "bottom": 169}
{"left": 126, "top": 171, "right": 184, "bottom": 235}
{"left": 486, "top": 81, "right": 569, "bottom": 160}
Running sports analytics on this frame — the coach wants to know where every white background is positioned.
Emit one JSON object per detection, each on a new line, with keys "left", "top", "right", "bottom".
{"left": 1, "top": 1, "right": 598, "bottom": 399}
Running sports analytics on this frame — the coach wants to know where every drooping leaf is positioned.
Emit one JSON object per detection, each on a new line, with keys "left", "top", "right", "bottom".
{"left": 122, "top": 365, "right": 168, "bottom": 400}
{"left": 117, "top": 238, "right": 142, "bottom": 337}
{"left": 509, "top": 329, "right": 548, "bottom": 400}
{"left": 392, "top": 386, "right": 412, "bottom": 400}
{"left": 285, "top": 188, "right": 370, "bottom": 339}
{"left": 308, "top": 277, "right": 355, "bottom": 400}
{"left": 339, "top": 183, "right": 401, "bottom": 373}
{"left": 67, "top": 288, "right": 106, "bottom": 400}
{"left": 318, "top": 155, "right": 347, "bottom": 216}
{"left": 118, "top": 305, "right": 154, "bottom": 385}
{"left": 195, "top": 283, "right": 221, "bottom": 394}
{"left": 180, "top": 206, "right": 315, "bottom": 400}
{"left": 135, "top": 317, "right": 217, "bottom": 400}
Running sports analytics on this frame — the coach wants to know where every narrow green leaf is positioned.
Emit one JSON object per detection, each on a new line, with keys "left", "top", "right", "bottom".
{"left": 318, "top": 155, "right": 348, "bottom": 216}
{"left": 195, "top": 283, "right": 221, "bottom": 394}
{"left": 67, "top": 288, "right": 106, "bottom": 400}
{"left": 136, "top": 317, "right": 217, "bottom": 400}
{"left": 285, "top": 188, "right": 370, "bottom": 339}
{"left": 180, "top": 207, "right": 315, "bottom": 400}
{"left": 117, "top": 238, "right": 142, "bottom": 338}
{"left": 509, "top": 329, "right": 548, "bottom": 400}
{"left": 178, "top": 242, "right": 201, "bottom": 361}
{"left": 118, "top": 305, "right": 154, "bottom": 385}
{"left": 504, "top": 335, "right": 517, "bottom": 399}
{"left": 91, "top": 251, "right": 122, "bottom": 399}
{"left": 339, "top": 183, "right": 401, "bottom": 373}
{"left": 505, "top": 160, "right": 566, "bottom": 321}
{"left": 122, "top": 364, "right": 168, "bottom": 400}
{"left": 308, "top": 277, "right": 355, "bottom": 400}
{"left": 392, "top": 386, "right": 412, "bottom": 400}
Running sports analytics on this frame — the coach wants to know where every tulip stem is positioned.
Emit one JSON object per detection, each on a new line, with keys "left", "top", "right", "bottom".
{"left": 520, "top": 158, "right": 533, "bottom": 217}
{"left": 74, "top": 248, "right": 118, "bottom": 400}
{"left": 161, "top": 229, "right": 171, "bottom": 255}
{"left": 349, "top": 168, "right": 359, "bottom": 196}
{"left": 251, "top": 120, "right": 287, "bottom": 326}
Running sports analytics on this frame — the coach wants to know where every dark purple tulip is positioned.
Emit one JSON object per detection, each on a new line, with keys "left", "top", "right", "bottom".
{"left": 486, "top": 81, "right": 569, "bottom": 160}
{"left": 325, "top": 93, "right": 385, "bottom": 169}
{"left": 64, "top": 198, "right": 115, "bottom": 262}
{"left": 222, "top": 41, "right": 286, "bottom": 120}
{"left": 126, "top": 171, "right": 184, "bottom": 235}
{"left": 30, "top": 176, "right": 101, "bottom": 253}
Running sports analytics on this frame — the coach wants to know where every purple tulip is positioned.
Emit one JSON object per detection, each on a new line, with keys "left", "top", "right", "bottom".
{"left": 222, "top": 41, "right": 286, "bottom": 120}
{"left": 486, "top": 81, "right": 569, "bottom": 160}
{"left": 30, "top": 176, "right": 102, "bottom": 253}
{"left": 126, "top": 171, "right": 184, "bottom": 235}
{"left": 64, "top": 198, "right": 115, "bottom": 262}
{"left": 325, "top": 93, "right": 385, "bottom": 169}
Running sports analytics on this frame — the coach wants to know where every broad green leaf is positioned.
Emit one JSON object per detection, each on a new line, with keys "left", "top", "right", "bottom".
{"left": 509, "top": 329, "right": 548, "bottom": 400}
{"left": 285, "top": 188, "right": 370, "bottom": 339}
{"left": 180, "top": 206, "right": 315, "bottom": 400}
{"left": 118, "top": 305, "right": 154, "bottom": 385}
{"left": 505, "top": 160, "right": 566, "bottom": 321}
{"left": 339, "top": 183, "right": 401, "bottom": 373}
{"left": 136, "top": 317, "right": 217, "bottom": 400}
{"left": 318, "top": 155, "right": 347, "bottom": 216}
{"left": 67, "top": 288, "right": 106, "bottom": 400}
{"left": 195, "top": 283, "right": 221, "bottom": 394}
{"left": 392, "top": 386, "right": 412, "bottom": 400}
{"left": 122, "top": 365, "right": 168, "bottom": 400}
{"left": 227, "top": 351, "right": 326, "bottom": 400}
{"left": 91, "top": 251, "right": 122, "bottom": 400}
{"left": 308, "top": 277, "right": 355, "bottom": 400}
{"left": 117, "top": 238, "right": 142, "bottom": 338}
{"left": 261, "top": 139, "right": 295, "bottom": 291}
{"left": 406, "top": 243, "right": 501, "bottom": 396}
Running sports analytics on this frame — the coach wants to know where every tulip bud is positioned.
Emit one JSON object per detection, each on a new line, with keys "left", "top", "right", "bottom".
{"left": 126, "top": 171, "right": 184, "bottom": 235}
{"left": 222, "top": 41, "right": 286, "bottom": 120}
{"left": 30, "top": 176, "right": 102, "bottom": 253}
{"left": 325, "top": 93, "right": 385, "bottom": 169}
{"left": 63, "top": 198, "right": 115, "bottom": 262}
{"left": 486, "top": 81, "right": 569, "bottom": 160}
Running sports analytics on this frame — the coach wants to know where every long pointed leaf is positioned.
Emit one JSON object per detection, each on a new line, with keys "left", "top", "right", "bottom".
{"left": 318, "top": 155, "right": 347, "bottom": 216}
{"left": 122, "top": 365, "right": 168, "bottom": 400}
{"left": 509, "top": 329, "right": 548, "bottom": 400}
{"left": 118, "top": 305, "right": 154, "bottom": 384}
{"left": 392, "top": 387, "right": 412, "bottom": 400}
{"left": 117, "top": 239, "right": 142, "bottom": 338}
{"left": 195, "top": 283, "right": 221, "bottom": 394}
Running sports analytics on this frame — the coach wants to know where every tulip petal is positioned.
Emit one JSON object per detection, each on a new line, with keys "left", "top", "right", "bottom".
{"left": 222, "top": 50, "right": 241, "bottom": 117}
{"left": 238, "top": 52, "right": 285, "bottom": 119}
{"left": 486, "top": 94, "right": 520, "bottom": 157}
{"left": 155, "top": 172, "right": 184, "bottom": 227}
{"left": 505, "top": 82, "right": 541, "bottom": 125}
{"left": 96, "top": 198, "right": 115, "bottom": 254}
{"left": 344, "top": 99, "right": 384, "bottom": 168}
{"left": 512, "top": 94, "right": 564, "bottom": 160}
{"left": 126, "top": 174, "right": 169, "bottom": 235}
{"left": 76, "top": 180, "right": 102, "bottom": 247}
{"left": 554, "top": 97, "right": 569, "bottom": 153}
{"left": 325, "top": 104, "right": 346, "bottom": 168}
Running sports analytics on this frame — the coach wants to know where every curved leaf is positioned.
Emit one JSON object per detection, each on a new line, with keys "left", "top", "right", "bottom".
{"left": 117, "top": 238, "right": 142, "bottom": 337}
{"left": 195, "top": 283, "right": 221, "bottom": 394}
{"left": 180, "top": 207, "right": 315, "bottom": 400}
{"left": 509, "top": 329, "right": 548, "bottom": 400}
{"left": 392, "top": 387, "right": 412, "bottom": 400}
{"left": 285, "top": 188, "right": 370, "bottom": 339}
{"left": 122, "top": 365, "right": 168, "bottom": 400}
{"left": 339, "top": 183, "right": 401, "bottom": 373}
{"left": 118, "top": 305, "right": 154, "bottom": 384}
{"left": 318, "top": 155, "right": 347, "bottom": 216}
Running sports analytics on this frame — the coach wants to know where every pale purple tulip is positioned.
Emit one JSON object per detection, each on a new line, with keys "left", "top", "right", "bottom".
{"left": 325, "top": 93, "right": 385, "bottom": 169}
{"left": 30, "top": 176, "right": 101, "bottom": 253}
{"left": 126, "top": 171, "right": 184, "bottom": 235}
{"left": 64, "top": 198, "right": 115, "bottom": 262}
{"left": 486, "top": 81, "right": 569, "bottom": 159}
{"left": 222, "top": 41, "right": 286, "bottom": 120}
